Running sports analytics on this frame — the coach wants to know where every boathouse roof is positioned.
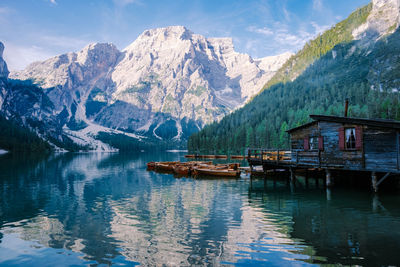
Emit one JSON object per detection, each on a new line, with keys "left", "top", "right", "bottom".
{"left": 287, "top": 115, "right": 400, "bottom": 133}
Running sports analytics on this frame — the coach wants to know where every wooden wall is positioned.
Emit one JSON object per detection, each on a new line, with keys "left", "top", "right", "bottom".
{"left": 290, "top": 123, "right": 320, "bottom": 166}
{"left": 364, "top": 127, "right": 398, "bottom": 172}
{"left": 319, "top": 121, "right": 363, "bottom": 170}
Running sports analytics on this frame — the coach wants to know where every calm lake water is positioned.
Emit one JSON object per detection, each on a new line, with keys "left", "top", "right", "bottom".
{"left": 0, "top": 152, "right": 400, "bottom": 266}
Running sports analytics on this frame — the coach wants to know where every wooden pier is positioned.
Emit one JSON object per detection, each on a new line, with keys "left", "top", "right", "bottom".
{"left": 248, "top": 115, "right": 400, "bottom": 192}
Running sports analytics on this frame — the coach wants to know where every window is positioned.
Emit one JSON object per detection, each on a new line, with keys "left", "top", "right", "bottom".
{"left": 309, "top": 137, "right": 318, "bottom": 150}
{"left": 345, "top": 128, "right": 356, "bottom": 149}
{"left": 339, "top": 126, "right": 362, "bottom": 151}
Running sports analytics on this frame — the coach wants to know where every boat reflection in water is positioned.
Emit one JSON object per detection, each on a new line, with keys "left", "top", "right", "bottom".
{"left": 0, "top": 152, "right": 399, "bottom": 266}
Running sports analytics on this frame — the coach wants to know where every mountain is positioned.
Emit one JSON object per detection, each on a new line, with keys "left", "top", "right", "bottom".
{"left": 0, "top": 42, "right": 9, "bottom": 80}
{"left": 10, "top": 26, "right": 292, "bottom": 150}
{"left": 0, "top": 43, "right": 55, "bottom": 152}
{"left": 188, "top": 0, "right": 400, "bottom": 154}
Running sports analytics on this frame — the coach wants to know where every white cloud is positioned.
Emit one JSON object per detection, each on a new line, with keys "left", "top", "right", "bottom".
{"left": 49, "top": 0, "right": 57, "bottom": 5}
{"left": 0, "top": 7, "right": 12, "bottom": 15}
{"left": 282, "top": 6, "right": 291, "bottom": 22}
{"left": 39, "top": 35, "right": 90, "bottom": 51}
{"left": 310, "top": 21, "right": 330, "bottom": 35}
{"left": 247, "top": 26, "right": 273, "bottom": 36}
{"left": 2, "top": 35, "right": 92, "bottom": 71}
{"left": 112, "top": 0, "right": 142, "bottom": 6}
{"left": 313, "top": 0, "right": 323, "bottom": 11}
{"left": 245, "top": 20, "right": 332, "bottom": 58}
{"left": 3, "top": 43, "right": 55, "bottom": 71}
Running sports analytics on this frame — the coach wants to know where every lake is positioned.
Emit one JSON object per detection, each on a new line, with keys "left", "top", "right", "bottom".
{"left": 0, "top": 152, "right": 399, "bottom": 266}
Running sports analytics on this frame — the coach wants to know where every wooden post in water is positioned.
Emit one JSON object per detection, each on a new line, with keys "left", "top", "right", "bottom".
{"left": 290, "top": 167, "right": 296, "bottom": 183}
{"left": 372, "top": 172, "right": 378, "bottom": 192}
{"left": 326, "top": 188, "right": 332, "bottom": 201}
{"left": 305, "top": 169, "right": 309, "bottom": 188}
{"left": 326, "top": 169, "right": 333, "bottom": 187}
{"left": 372, "top": 194, "right": 379, "bottom": 212}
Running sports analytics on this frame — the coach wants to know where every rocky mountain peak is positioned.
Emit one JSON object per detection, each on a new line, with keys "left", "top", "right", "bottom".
{"left": 0, "top": 42, "right": 9, "bottom": 79}
{"left": 353, "top": 0, "right": 400, "bottom": 40}
{"left": 124, "top": 26, "right": 193, "bottom": 52}
{"left": 77, "top": 42, "right": 121, "bottom": 67}
{"left": 142, "top": 26, "right": 192, "bottom": 40}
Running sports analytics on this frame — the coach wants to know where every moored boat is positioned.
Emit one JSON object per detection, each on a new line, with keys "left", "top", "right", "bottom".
{"left": 173, "top": 164, "right": 190, "bottom": 176}
{"left": 215, "top": 155, "right": 228, "bottom": 159}
{"left": 230, "top": 155, "right": 244, "bottom": 160}
{"left": 184, "top": 155, "right": 196, "bottom": 158}
{"left": 192, "top": 167, "right": 240, "bottom": 177}
{"left": 155, "top": 161, "right": 179, "bottom": 172}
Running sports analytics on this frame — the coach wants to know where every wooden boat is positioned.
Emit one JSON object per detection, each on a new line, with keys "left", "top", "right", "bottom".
{"left": 202, "top": 155, "right": 216, "bottom": 159}
{"left": 193, "top": 167, "right": 240, "bottom": 177}
{"left": 184, "top": 155, "right": 196, "bottom": 158}
{"left": 215, "top": 155, "right": 228, "bottom": 159}
{"left": 230, "top": 155, "right": 245, "bottom": 160}
{"left": 147, "top": 161, "right": 156, "bottom": 170}
{"left": 173, "top": 164, "right": 190, "bottom": 176}
{"left": 213, "top": 163, "right": 239, "bottom": 170}
{"left": 155, "top": 161, "right": 179, "bottom": 172}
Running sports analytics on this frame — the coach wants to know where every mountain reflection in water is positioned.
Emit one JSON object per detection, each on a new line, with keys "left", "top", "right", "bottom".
{"left": 0, "top": 152, "right": 399, "bottom": 266}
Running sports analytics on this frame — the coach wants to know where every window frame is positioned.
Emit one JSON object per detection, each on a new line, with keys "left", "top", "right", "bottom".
{"left": 344, "top": 127, "right": 357, "bottom": 151}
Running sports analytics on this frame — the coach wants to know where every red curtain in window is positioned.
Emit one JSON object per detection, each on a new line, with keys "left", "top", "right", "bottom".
{"left": 304, "top": 138, "right": 309, "bottom": 151}
{"left": 339, "top": 127, "right": 345, "bottom": 150}
{"left": 355, "top": 126, "right": 363, "bottom": 150}
{"left": 318, "top": 136, "right": 324, "bottom": 151}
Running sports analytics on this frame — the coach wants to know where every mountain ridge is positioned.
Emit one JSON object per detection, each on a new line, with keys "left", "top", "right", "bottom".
{"left": 7, "top": 26, "right": 292, "bottom": 151}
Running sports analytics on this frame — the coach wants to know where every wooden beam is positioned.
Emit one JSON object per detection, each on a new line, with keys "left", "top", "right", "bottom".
{"left": 326, "top": 169, "right": 333, "bottom": 187}
{"left": 372, "top": 172, "right": 378, "bottom": 193}
{"left": 376, "top": 172, "right": 391, "bottom": 187}
{"left": 290, "top": 167, "right": 296, "bottom": 183}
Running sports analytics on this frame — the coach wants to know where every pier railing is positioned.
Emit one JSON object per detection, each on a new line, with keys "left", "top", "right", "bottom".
{"left": 248, "top": 148, "right": 325, "bottom": 167}
{"left": 247, "top": 148, "right": 292, "bottom": 165}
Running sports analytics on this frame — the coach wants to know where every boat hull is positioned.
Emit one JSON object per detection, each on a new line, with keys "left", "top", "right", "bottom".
{"left": 155, "top": 162, "right": 179, "bottom": 172}
{"left": 193, "top": 168, "right": 240, "bottom": 177}
{"left": 173, "top": 165, "right": 190, "bottom": 176}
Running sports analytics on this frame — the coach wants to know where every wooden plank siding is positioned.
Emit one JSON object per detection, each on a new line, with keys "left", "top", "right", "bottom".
{"left": 363, "top": 128, "right": 398, "bottom": 171}
{"left": 318, "top": 121, "right": 363, "bottom": 170}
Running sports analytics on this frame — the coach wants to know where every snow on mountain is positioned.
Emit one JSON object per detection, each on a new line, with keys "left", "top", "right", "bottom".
{"left": 10, "top": 26, "right": 291, "bottom": 146}
{"left": 353, "top": 0, "right": 400, "bottom": 40}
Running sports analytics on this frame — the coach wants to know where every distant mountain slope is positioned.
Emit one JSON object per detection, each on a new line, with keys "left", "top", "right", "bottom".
{"left": 10, "top": 26, "right": 292, "bottom": 150}
{"left": 188, "top": 0, "right": 400, "bottom": 153}
{"left": 0, "top": 44, "right": 55, "bottom": 152}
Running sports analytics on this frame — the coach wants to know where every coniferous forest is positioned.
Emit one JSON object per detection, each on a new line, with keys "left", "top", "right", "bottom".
{"left": 0, "top": 115, "right": 52, "bottom": 152}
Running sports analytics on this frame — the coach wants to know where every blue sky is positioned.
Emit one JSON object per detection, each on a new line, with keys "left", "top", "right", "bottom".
{"left": 0, "top": 0, "right": 370, "bottom": 71}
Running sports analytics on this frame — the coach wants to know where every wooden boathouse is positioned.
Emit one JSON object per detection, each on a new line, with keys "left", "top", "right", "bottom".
{"left": 248, "top": 114, "right": 400, "bottom": 192}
